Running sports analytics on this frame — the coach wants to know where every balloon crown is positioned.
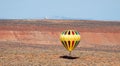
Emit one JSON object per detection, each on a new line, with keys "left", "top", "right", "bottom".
{"left": 61, "top": 30, "right": 80, "bottom": 35}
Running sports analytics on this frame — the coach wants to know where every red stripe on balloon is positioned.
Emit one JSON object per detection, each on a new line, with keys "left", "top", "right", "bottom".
{"left": 72, "top": 31, "right": 74, "bottom": 35}
{"left": 72, "top": 41, "right": 74, "bottom": 47}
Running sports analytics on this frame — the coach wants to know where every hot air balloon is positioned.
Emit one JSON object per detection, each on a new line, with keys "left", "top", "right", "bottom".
{"left": 60, "top": 30, "right": 81, "bottom": 56}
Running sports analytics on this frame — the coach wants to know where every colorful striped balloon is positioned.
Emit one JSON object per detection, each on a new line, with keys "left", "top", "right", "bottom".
{"left": 60, "top": 30, "right": 81, "bottom": 55}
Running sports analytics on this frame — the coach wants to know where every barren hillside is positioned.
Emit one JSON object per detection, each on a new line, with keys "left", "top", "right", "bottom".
{"left": 0, "top": 19, "right": 120, "bottom": 66}
{"left": 0, "top": 19, "right": 120, "bottom": 46}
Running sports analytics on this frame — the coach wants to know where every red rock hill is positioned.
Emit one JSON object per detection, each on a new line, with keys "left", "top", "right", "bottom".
{"left": 0, "top": 19, "right": 120, "bottom": 48}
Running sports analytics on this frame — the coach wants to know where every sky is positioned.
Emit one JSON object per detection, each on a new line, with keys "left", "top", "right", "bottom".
{"left": 0, "top": 0, "right": 120, "bottom": 20}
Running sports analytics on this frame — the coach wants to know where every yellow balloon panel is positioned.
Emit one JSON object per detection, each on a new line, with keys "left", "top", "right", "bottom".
{"left": 60, "top": 30, "right": 81, "bottom": 51}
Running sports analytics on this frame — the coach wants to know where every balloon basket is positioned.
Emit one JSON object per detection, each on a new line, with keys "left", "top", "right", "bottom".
{"left": 69, "top": 51, "right": 71, "bottom": 56}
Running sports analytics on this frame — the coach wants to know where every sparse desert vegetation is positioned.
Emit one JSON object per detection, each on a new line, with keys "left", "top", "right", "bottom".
{"left": 0, "top": 41, "right": 120, "bottom": 66}
{"left": 0, "top": 19, "right": 120, "bottom": 66}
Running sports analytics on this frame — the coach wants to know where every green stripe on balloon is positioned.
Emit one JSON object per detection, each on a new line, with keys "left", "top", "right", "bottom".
{"left": 74, "top": 41, "right": 80, "bottom": 49}
{"left": 64, "top": 41, "right": 69, "bottom": 49}
{"left": 75, "top": 32, "right": 79, "bottom": 35}
{"left": 62, "top": 32, "right": 65, "bottom": 35}
{"left": 62, "top": 41, "right": 67, "bottom": 49}
{"left": 61, "top": 41, "right": 66, "bottom": 48}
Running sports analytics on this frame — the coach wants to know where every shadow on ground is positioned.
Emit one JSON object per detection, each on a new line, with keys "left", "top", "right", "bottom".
{"left": 60, "top": 55, "right": 79, "bottom": 59}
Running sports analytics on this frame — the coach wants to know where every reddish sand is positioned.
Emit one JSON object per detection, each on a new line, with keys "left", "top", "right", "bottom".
{"left": 0, "top": 19, "right": 120, "bottom": 66}
{"left": 0, "top": 19, "right": 120, "bottom": 47}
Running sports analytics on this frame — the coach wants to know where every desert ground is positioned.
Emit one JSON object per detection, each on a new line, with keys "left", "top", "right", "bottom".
{"left": 0, "top": 19, "right": 120, "bottom": 66}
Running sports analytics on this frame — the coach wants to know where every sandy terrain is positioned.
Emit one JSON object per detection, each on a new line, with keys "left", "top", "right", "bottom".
{"left": 0, "top": 19, "right": 120, "bottom": 66}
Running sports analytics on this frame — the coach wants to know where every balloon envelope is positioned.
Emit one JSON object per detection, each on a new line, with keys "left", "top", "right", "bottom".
{"left": 60, "top": 30, "right": 81, "bottom": 51}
